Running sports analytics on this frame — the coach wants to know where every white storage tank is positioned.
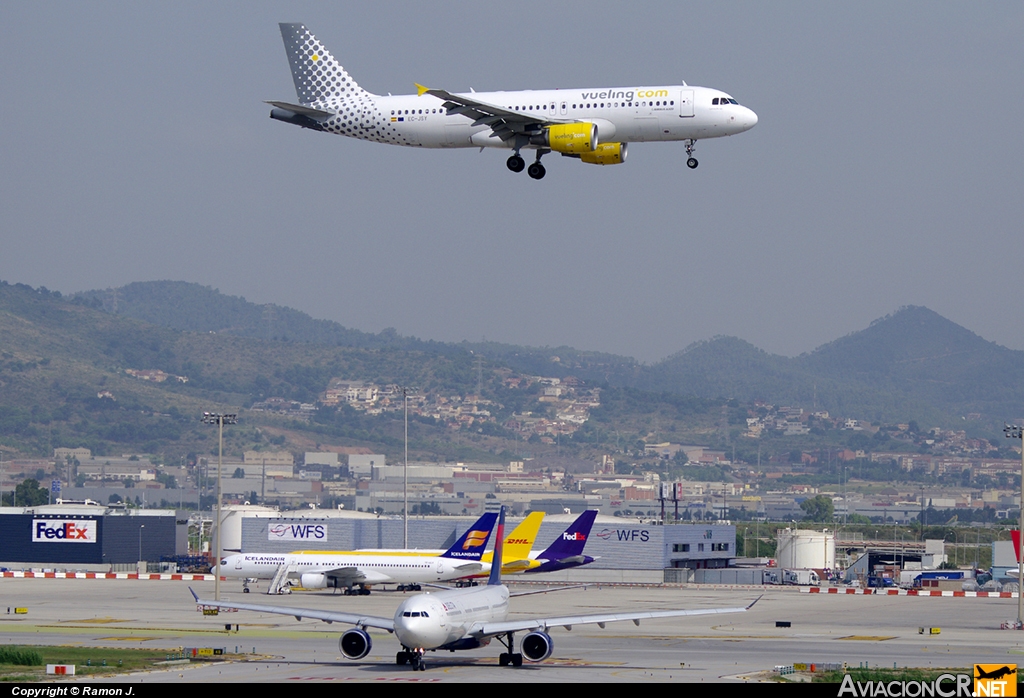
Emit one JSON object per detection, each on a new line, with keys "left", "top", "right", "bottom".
{"left": 216, "top": 504, "right": 279, "bottom": 552}
{"left": 777, "top": 528, "right": 835, "bottom": 569}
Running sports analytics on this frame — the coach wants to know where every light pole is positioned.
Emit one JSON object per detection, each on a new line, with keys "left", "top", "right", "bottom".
{"left": 398, "top": 387, "right": 418, "bottom": 547}
{"left": 138, "top": 524, "right": 145, "bottom": 571}
{"left": 1004, "top": 423, "right": 1024, "bottom": 627}
{"left": 203, "top": 412, "right": 237, "bottom": 601}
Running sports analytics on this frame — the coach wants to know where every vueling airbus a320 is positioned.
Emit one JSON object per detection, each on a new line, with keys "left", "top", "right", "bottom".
{"left": 268, "top": 23, "right": 758, "bottom": 179}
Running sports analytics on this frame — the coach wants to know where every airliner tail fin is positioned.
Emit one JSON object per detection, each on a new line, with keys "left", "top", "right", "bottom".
{"left": 278, "top": 23, "right": 372, "bottom": 105}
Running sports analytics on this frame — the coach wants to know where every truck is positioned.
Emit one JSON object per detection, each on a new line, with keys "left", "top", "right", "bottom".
{"left": 913, "top": 570, "right": 965, "bottom": 589}
{"left": 783, "top": 569, "right": 820, "bottom": 586}
{"left": 867, "top": 576, "right": 896, "bottom": 589}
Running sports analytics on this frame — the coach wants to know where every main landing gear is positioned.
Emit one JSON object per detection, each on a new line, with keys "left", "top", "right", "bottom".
{"left": 685, "top": 139, "right": 699, "bottom": 169}
{"left": 397, "top": 649, "right": 426, "bottom": 671}
{"left": 497, "top": 632, "right": 523, "bottom": 667}
{"left": 507, "top": 149, "right": 548, "bottom": 180}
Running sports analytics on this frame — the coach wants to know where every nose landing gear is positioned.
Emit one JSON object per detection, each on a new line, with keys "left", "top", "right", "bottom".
{"left": 685, "top": 139, "right": 698, "bottom": 169}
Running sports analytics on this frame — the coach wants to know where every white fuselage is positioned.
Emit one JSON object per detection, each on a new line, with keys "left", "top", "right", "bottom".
{"left": 392, "top": 584, "right": 510, "bottom": 650}
{"left": 316, "top": 85, "right": 757, "bottom": 150}
{"left": 218, "top": 552, "right": 474, "bottom": 585}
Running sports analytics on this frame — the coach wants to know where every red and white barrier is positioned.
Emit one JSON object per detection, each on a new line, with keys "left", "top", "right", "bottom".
{"left": 0, "top": 571, "right": 216, "bottom": 580}
{"left": 803, "top": 586, "right": 1016, "bottom": 598}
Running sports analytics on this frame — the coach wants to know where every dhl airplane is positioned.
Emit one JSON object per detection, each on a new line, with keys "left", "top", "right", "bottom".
{"left": 215, "top": 511, "right": 498, "bottom": 595}
{"left": 194, "top": 507, "right": 758, "bottom": 671}
{"left": 475, "top": 509, "right": 598, "bottom": 576}
{"left": 268, "top": 23, "right": 758, "bottom": 179}
{"left": 347, "top": 511, "right": 546, "bottom": 577}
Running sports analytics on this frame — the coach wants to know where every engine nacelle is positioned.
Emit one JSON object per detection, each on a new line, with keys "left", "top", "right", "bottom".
{"left": 542, "top": 122, "right": 598, "bottom": 154}
{"left": 580, "top": 142, "right": 627, "bottom": 165}
{"left": 520, "top": 631, "right": 554, "bottom": 662}
{"left": 300, "top": 573, "right": 328, "bottom": 589}
{"left": 339, "top": 628, "right": 373, "bottom": 660}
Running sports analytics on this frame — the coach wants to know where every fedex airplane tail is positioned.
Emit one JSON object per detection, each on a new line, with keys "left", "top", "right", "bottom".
{"left": 527, "top": 509, "right": 598, "bottom": 573}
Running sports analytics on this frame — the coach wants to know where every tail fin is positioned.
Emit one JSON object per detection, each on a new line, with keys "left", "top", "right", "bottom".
{"left": 536, "top": 510, "right": 597, "bottom": 561}
{"left": 440, "top": 511, "right": 497, "bottom": 561}
{"left": 487, "top": 507, "right": 506, "bottom": 587}
{"left": 486, "top": 511, "right": 544, "bottom": 566}
{"left": 278, "top": 23, "right": 371, "bottom": 105}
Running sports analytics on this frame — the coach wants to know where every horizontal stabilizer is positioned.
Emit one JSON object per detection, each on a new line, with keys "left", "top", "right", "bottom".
{"left": 265, "top": 101, "right": 333, "bottom": 118}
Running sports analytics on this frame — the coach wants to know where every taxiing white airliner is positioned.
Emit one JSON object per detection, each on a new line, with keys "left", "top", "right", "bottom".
{"left": 194, "top": 507, "right": 757, "bottom": 671}
{"left": 269, "top": 23, "right": 758, "bottom": 179}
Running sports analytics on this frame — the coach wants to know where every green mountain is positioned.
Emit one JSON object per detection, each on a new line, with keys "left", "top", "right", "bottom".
{"left": 636, "top": 306, "right": 1024, "bottom": 424}
{"left": 76, "top": 282, "right": 1024, "bottom": 426}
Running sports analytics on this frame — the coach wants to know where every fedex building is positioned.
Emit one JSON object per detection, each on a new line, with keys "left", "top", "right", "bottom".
{"left": 0, "top": 503, "right": 182, "bottom": 566}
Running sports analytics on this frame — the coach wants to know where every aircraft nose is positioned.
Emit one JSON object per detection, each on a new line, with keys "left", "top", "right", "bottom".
{"left": 741, "top": 107, "right": 758, "bottom": 131}
{"left": 396, "top": 619, "right": 447, "bottom": 650}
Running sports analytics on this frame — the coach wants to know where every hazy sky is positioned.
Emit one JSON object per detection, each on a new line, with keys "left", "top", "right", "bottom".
{"left": 2, "top": 3, "right": 1021, "bottom": 363}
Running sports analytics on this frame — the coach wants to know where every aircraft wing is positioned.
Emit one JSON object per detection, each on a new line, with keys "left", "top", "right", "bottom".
{"left": 418, "top": 85, "right": 560, "bottom": 143}
{"left": 472, "top": 598, "right": 758, "bottom": 637}
{"left": 319, "top": 566, "right": 390, "bottom": 585}
{"left": 189, "top": 589, "right": 395, "bottom": 631}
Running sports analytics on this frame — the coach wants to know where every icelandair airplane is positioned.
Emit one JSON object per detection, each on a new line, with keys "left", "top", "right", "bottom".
{"left": 216, "top": 512, "right": 498, "bottom": 595}
{"left": 194, "top": 508, "right": 757, "bottom": 671}
{"left": 269, "top": 23, "right": 758, "bottom": 179}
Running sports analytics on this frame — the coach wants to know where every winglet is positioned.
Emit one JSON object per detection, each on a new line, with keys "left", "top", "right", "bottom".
{"left": 415, "top": 83, "right": 430, "bottom": 97}
{"left": 188, "top": 586, "right": 199, "bottom": 602}
{"left": 746, "top": 595, "right": 763, "bottom": 610}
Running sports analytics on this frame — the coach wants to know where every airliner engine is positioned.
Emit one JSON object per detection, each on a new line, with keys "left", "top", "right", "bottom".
{"left": 580, "top": 142, "right": 627, "bottom": 165}
{"left": 536, "top": 123, "right": 598, "bottom": 153}
{"left": 521, "top": 631, "right": 554, "bottom": 662}
{"left": 339, "top": 628, "right": 372, "bottom": 659}
{"left": 300, "top": 573, "right": 328, "bottom": 588}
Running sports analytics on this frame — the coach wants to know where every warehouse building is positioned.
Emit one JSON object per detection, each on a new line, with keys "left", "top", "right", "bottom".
{"left": 235, "top": 511, "right": 735, "bottom": 583}
{"left": 0, "top": 503, "right": 185, "bottom": 567}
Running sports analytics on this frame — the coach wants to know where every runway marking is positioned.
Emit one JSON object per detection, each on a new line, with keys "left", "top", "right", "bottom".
{"left": 65, "top": 617, "right": 132, "bottom": 624}
{"left": 838, "top": 636, "right": 896, "bottom": 641}
{"left": 287, "top": 676, "right": 441, "bottom": 681}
